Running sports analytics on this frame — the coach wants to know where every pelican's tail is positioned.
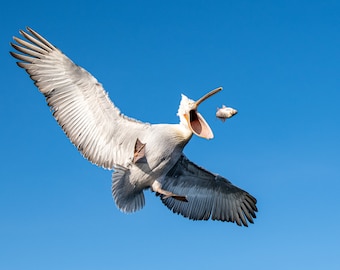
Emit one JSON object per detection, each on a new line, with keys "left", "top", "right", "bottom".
{"left": 111, "top": 165, "right": 145, "bottom": 213}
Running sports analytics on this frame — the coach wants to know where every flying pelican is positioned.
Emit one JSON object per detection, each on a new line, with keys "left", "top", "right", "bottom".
{"left": 10, "top": 27, "right": 257, "bottom": 226}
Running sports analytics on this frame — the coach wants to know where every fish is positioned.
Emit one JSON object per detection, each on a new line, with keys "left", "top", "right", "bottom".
{"left": 216, "top": 105, "right": 238, "bottom": 122}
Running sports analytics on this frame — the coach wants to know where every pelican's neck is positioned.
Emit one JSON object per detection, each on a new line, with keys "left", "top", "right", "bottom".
{"left": 178, "top": 114, "right": 188, "bottom": 128}
{"left": 176, "top": 122, "right": 193, "bottom": 145}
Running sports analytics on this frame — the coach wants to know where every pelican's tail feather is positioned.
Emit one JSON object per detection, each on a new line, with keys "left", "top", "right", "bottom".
{"left": 111, "top": 165, "right": 145, "bottom": 213}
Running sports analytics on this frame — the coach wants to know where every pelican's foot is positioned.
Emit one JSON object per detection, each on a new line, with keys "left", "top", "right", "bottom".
{"left": 163, "top": 193, "right": 188, "bottom": 202}
{"left": 152, "top": 181, "right": 187, "bottom": 202}
{"left": 133, "top": 138, "right": 146, "bottom": 163}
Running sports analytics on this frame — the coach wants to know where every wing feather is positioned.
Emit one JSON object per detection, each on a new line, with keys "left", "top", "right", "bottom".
{"left": 11, "top": 27, "right": 149, "bottom": 168}
{"left": 161, "top": 155, "right": 257, "bottom": 226}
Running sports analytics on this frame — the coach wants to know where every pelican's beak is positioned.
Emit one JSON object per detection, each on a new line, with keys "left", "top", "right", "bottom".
{"left": 186, "top": 87, "right": 222, "bottom": 139}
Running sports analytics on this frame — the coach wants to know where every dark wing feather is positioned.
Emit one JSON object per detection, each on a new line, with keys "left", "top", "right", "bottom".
{"left": 160, "top": 155, "right": 257, "bottom": 226}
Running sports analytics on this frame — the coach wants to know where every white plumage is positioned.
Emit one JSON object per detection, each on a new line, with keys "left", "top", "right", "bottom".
{"left": 11, "top": 27, "right": 257, "bottom": 226}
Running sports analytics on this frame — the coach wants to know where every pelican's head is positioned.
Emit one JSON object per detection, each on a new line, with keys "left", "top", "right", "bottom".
{"left": 177, "top": 87, "right": 222, "bottom": 139}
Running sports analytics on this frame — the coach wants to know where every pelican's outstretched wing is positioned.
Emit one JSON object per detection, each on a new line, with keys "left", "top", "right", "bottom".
{"left": 10, "top": 27, "right": 149, "bottom": 169}
{"left": 160, "top": 155, "right": 257, "bottom": 226}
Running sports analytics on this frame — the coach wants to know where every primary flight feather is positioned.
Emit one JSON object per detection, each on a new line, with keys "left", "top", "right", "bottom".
{"left": 10, "top": 27, "right": 257, "bottom": 226}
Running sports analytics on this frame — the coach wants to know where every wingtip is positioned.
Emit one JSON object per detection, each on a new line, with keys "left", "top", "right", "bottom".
{"left": 26, "top": 26, "right": 35, "bottom": 35}
{"left": 9, "top": 50, "right": 16, "bottom": 57}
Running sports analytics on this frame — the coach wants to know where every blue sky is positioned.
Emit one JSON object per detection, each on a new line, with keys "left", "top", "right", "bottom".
{"left": 1, "top": 0, "right": 339, "bottom": 269}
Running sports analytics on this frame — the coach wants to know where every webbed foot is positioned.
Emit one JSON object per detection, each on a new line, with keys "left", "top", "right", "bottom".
{"left": 152, "top": 181, "right": 188, "bottom": 202}
{"left": 133, "top": 138, "right": 146, "bottom": 163}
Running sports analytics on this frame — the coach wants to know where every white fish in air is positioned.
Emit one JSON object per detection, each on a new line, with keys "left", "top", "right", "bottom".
{"left": 216, "top": 105, "right": 238, "bottom": 122}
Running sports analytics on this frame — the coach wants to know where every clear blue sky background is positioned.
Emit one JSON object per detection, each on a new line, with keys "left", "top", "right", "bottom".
{"left": 1, "top": 1, "right": 339, "bottom": 269}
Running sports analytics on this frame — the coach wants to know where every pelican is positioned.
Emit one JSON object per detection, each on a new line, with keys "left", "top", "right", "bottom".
{"left": 10, "top": 27, "right": 257, "bottom": 226}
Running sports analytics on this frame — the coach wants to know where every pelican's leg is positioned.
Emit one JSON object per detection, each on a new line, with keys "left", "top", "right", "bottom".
{"left": 151, "top": 181, "right": 188, "bottom": 202}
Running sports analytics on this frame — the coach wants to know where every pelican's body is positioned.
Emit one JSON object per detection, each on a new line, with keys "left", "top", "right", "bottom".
{"left": 11, "top": 27, "right": 257, "bottom": 226}
{"left": 111, "top": 123, "right": 192, "bottom": 212}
